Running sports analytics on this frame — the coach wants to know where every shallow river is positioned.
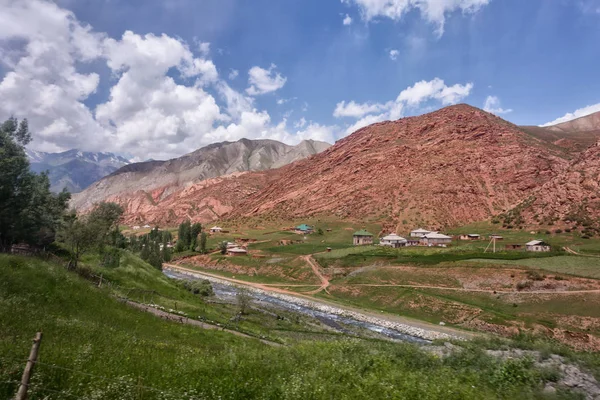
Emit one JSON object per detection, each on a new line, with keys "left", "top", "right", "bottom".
{"left": 164, "top": 269, "right": 433, "bottom": 343}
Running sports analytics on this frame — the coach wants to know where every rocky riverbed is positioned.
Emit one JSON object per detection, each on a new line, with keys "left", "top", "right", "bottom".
{"left": 164, "top": 266, "right": 463, "bottom": 342}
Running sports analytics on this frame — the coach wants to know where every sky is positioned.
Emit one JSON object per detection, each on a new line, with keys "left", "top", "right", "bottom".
{"left": 0, "top": 0, "right": 599, "bottom": 160}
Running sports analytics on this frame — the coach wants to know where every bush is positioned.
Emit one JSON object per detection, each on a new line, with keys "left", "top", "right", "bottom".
{"left": 526, "top": 271, "right": 545, "bottom": 281}
{"left": 516, "top": 280, "right": 533, "bottom": 291}
{"left": 554, "top": 229, "right": 563, "bottom": 234}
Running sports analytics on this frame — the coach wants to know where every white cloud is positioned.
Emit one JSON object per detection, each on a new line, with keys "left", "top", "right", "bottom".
{"left": 334, "top": 100, "right": 387, "bottom": 118}
{"left": 334, "top": 77, "right": 473, "bottom": 135}
{"left": 246, "top": 63, "right": 287, "bottom": 95}
{"left": 197, "top": 41, "right": 210, "bottom": 56}
{"left": 294, "top": 117, "right": 307, "bottom": 128}
{"left": 343, "top": 14, "right": 353, "bottom": 25}
{"left": 389, "top": 49, "right": 399, "bottom": 60}
{"left": 483, "top": 95, "right": 512, "bottom": 115}
{"left": 0, "top": 0, "right": 334, "bottom": 159}
{"left": 228, "top": 69, "right": 239, "bottom": 80}
{"left": 342, "top": 0, "right": 490, "bottom": 36}
{"left": 540, "top": 103, "right": 600, "bottom": 127}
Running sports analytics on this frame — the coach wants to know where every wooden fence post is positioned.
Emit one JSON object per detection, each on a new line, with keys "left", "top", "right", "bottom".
{"left": 15, "top": 332, "right": 42, "bottom": 400}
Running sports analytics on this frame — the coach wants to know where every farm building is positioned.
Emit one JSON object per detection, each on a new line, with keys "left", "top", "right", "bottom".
{"left": 133, "top": 226, "right": 141, "bottom": 230}
{"left": 406, "top": 240, "right": 420, "bottom": 246}
{"left": 143, "top": 224, "right": 151, "bottom": 229}
{"left": 353, "top": 229, "right": 374, "bottom": 245}
{"left": 227, "top": 247, "right": 248, "bottom": 256}
{"left": 294, "top": 224, "right": 313, "bottom": 234}
{"left": 525, "top": 240, "right": 551, "bottom": 252}
{"left": 420, "top": 233, "right": 452, "bottom": 246}
{"left": 490, "top": 235, "right": 504, "bottom": 240}
{"left": 380, "top": 234, "right": 408, "bottom": 248}
{"left": 410, "top": 228, "right": 432, "bottom": 238}
{"left": 459, "top": 234, "right": 480, "bottom": 240}
{"left": 210, "top": 226, "right": 223, "bottom": 233}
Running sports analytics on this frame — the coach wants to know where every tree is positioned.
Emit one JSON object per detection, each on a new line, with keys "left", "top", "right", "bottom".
{"left": 0, "top": 117, "right": 69, "bottom": 251}
{"left": 236, "top": 288, "right": 252, "bottom": 315}
{"left": 162, "top": 244, "right": 172, "bottom": 263}
{"left": 190, "top": 222, "right": 202, "bottom": 251}
{"left": 177, "top": 220, "right": 192, "bottom": 251}
{"left": 199, "top": 232, "right": 207, "bottom": 254}
{"left": 219, "top": 241, "right": 228, "bottom": 255}
{"left": 317, "top": 228, "right": 324, "bottom": 235}
{"left": 58, "top": 202, "right": 123, "bottom": 268}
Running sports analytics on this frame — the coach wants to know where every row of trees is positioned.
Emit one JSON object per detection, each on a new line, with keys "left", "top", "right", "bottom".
{"left": 176, "top": 220, "right": 207, "bottom": 253}
{"left": 129, "top": 228, "right": 172, "bottom": 270}
{"left": 0, "top": 117, "right": 71, "bottom": 252}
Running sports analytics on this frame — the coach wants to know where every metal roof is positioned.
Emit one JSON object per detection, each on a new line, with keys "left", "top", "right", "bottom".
{"left": 353, "top": 229, "right": 373, "bottom": 237}
{"left": 411, "top": 228, "right": 431, "bottom": 233}
{"left": 526, "top": 240, "right": 547, "bottom": 246}
{"left": 381, "top": 234, "right": 407, "bottom": 242}
{"left": 422, "top": 233, "right": 452, "bottom": 239}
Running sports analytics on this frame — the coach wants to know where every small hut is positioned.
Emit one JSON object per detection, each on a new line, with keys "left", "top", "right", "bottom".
{"left": 227, "top": 247, "right": 248, "bottom": 256}
{"left": 294, "top": 224, "right": 313, "bottom": 234}
{"left": 380, "top": 234, "right": 408, "bottom": 248}
{"left": 420, "top": 233, "right": 452, "bottom": 246}
{"left": 525, "top": 240, "right": 551, "bottom": 252}
{"left": 210, "top": 226, "right": 223, "bottom": 233}
{"left": 353, "top": 229, "right": 374, "bottom": 246}
{"left": 410, "top": 228, "right": 431, "bottom": 238}
{"left": 459, "top": 234, "right": 480, "bottom": 241}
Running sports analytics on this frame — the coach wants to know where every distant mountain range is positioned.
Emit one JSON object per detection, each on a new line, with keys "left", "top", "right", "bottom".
{"left": 26, "top": 149, "right": 130, "bottom": 193}
{"left": 70, "top": 139, "right": 331, "bottom": 222}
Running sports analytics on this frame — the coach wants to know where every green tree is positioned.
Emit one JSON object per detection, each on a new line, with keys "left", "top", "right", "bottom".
{"left": 0, "top": 117, "right": 69, "bottom": 251}
{"left": 177, "top": 220, "right": 192, "bottom": 251}
{"left": 199, "top": 232, "right": 207, "bottom": 254}
{"left": 58, "top": 202, "right": 123, "bottom": 268}
{"left": 219, "top": 241, "right": 228, "bottom": 255}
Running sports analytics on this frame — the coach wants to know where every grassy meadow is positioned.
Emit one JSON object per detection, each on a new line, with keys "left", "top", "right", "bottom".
{"left": 2, "top": 253, "right": 593, "bottom": 399}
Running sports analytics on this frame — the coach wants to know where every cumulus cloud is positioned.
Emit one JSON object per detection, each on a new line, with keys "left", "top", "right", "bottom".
{"left": 0, "top": 0, "right": 333, "bottom": 159}
{"left": 483, "top": 95, "right": 512, "bottom": 115}
{"left": 540, "top": 103, "right": 600, "bottom": 127}
{"left": 333, "top": 77, "right": 473, "bottom": 134}
{"left": 343, "top": 14, "right": 353, "bottom": 25}
{"left": 246, "top": 63, "right": 287, "bottom": 95}
{"left": 228, "top": 69, "right": 239, "bottom": 80}
{"left": 389, "top": 49, "right": 400, "bottom": 60}
{"left": 334, "top": 101, "right": 387, "bottom": 118}
{"left": 342, "top": 0, "right": 490, "bottom": 36}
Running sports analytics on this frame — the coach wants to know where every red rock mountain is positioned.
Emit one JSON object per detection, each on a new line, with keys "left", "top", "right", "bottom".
{"left": 516, "top": 139, "right": 600, "bottom": 230}
{"left": 230, "top": 104, "right": 570, "bottom": 228}
{"left": 520, "top": 111, "right": 600, "bottom": 153}
{"left": 71, "top": 139, "right": 328, "bottom": 225}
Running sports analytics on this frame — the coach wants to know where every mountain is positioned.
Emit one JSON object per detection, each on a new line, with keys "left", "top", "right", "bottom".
{"left": 26, "top": 149, "right": 130, "bottom": 193}
{"left": 520, "top": 111, "right": 600, "bottom": 153}
{"left": 507, "top": 139, "right": 600, "bottom": 232}
{"left": 229, "top": 104, "right": 569, "bottom": 229}
{"left": 71, "top": 139, "right": 330, "bottom": 224}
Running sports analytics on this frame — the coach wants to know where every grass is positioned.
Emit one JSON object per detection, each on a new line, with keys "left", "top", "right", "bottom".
{"left": 471, "top": 256, "right": 600, "bottom": 279}
{"left": 1, "top": 253, "right": 586, "bottom": 399}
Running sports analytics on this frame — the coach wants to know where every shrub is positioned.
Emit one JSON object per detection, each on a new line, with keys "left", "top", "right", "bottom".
{"left": 554, "top": 229, "right": 563, "bottom": 234}
{"left": 516, "top": 280, "right": 533, "bottom": 291}
{"left": 526, "top": 271, "right": 545, "bottom": 281}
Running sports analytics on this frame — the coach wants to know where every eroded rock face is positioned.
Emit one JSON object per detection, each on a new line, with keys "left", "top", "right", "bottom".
{"left": 70, "top": 139, "right": 329, "bottom": 224}
{"left": 519, "top": 140, "right": 600, "bottom": 227}
{"left": 231, "top": 104, "right": 569, "bottom": 228}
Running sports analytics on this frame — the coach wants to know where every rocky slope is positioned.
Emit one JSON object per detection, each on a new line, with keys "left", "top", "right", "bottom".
{"left": 71, "top": 139, "right": 329, "bottom": 224}
{"left": 520, "top": 111, "right": 600, "bottom": 153}
{"left": 27, "top": 149, "right": 130, "bottom": 193}
{"left": 509, "top": 139, "right": 600, "bottom": 232}
{"left": 230, "top": 104, "right": 569, "bottom": 229}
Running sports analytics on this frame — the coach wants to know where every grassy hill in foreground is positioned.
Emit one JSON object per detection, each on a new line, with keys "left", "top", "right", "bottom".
{"left": 0, "top": 254, "right": 593, "bottom": 399}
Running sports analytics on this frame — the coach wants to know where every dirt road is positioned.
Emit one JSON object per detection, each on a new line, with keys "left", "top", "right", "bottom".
{"left": 302, "top": 255, "right": 330, "bottom": 294}
{"left": 350, "top": 284, "right": 600, "bottom": 295}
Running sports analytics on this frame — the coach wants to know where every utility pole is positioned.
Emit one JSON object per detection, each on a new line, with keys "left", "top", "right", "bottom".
{"left": 15, "top": 332, "right": 42, "bottom": 400}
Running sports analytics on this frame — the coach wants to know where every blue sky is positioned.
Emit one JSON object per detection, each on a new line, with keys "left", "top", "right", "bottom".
{"left": 1, "top": 0, "right": 599, "bottom": 159}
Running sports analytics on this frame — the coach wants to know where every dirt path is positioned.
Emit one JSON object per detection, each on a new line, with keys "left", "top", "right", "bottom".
{"left": 125, "top": 300, "right": 282, "bottom": 346}
{"left": 302, "top": 255, "right": 330, "bottom": 295}
{"left": 564, "top": 247, "right": 600, "bottom": 258}
{"left": 164, "top": 264, "right": 473, "bottom": 340}
{"left": 349, "top": 283, "right": 600, "bottom": 295}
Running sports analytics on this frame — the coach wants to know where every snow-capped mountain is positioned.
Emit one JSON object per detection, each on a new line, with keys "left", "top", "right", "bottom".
{"left": 26, "top": 149, "right": 130, "bottom": 193}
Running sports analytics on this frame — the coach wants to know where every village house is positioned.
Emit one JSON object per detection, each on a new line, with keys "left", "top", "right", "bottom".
{"left": 459, "top": 234, "right": 481, "bottom": 241}
{"left": 210, "top": 226, "right": 222, "bottom": 233}
{"left": 380, "top": 234, "right": 408, "bottom": 248}
{"left": 353, "top": 229, "right": 374, "bottom": 246}
{"left": 420, "top": 232, "right": 452, "bottom": 247}
{"left": 133, "top": 225, "right": 141, "bottom": 230}
{"left": 490, "top": 235, "right": 504, "bottom": 241}
{"left": 143, "top": 224, "right": 151, "bottom": 229}
{"left": 294, "top": 224, "right": 313, "bottom": 234}
{"left": 526, "top": 240, "right": 551, "bottom": 252}
{"left": 410, "top": 228, "right": 432, "bottom": 238}
{"left": 227, "top": 247, "right": 248, "bottom": 256}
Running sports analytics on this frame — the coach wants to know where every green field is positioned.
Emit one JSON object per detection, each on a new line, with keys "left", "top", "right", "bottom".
{"left": 472, "top": 256, "right": 600, "bottom": 279}
{"left": 2, "top": 254, "right": 591, "bottom": 399}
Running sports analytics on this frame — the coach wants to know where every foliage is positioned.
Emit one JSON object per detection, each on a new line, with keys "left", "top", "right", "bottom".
{"left": 0, "top": 117, "right": 70, "bottom": 251}
{"left": 237, "top": 287, "right": 252, "bottom": 315}
{"left": 199, "top": 232, "right": 207, "bottom": 254}
{"left": 219, "top": 241, "right": 228, "bottom": 255}
{"left": 58, "top": 202, "right": 123, "bottom": 268}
